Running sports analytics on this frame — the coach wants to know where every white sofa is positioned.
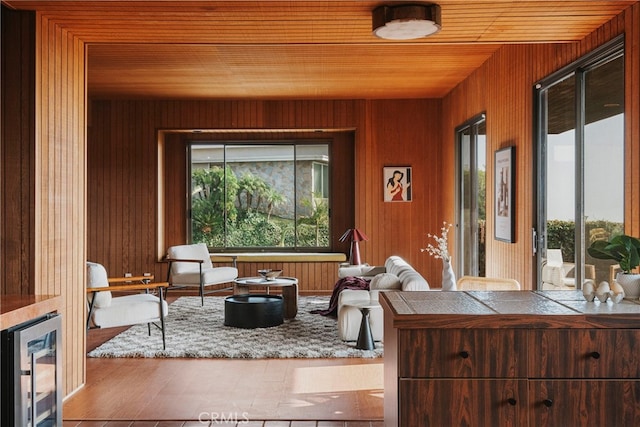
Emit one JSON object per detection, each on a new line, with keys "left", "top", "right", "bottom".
{"left": 337, "top": 255, "right": 430, "bottom": 341}
{"left": 337, "top": 264, "right": 385, "bottom": 279}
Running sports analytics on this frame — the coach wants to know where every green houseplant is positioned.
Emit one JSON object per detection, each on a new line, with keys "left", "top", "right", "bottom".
{"left": 588, "top": 234, "right": 640, "bottom": 298}
{"left": 588, "top": 234, "right": 640, "bottom": 273}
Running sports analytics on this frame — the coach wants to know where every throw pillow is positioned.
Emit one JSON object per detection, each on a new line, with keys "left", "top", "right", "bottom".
{"left": 370, "top": 273, "right": 401, "bottom": 290}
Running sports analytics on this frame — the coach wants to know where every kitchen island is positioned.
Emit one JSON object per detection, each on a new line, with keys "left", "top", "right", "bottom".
{"left": 381, "top": 290, "right": 640, "bottom": 427}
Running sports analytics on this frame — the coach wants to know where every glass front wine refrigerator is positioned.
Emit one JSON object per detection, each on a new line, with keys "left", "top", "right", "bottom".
{"left": 1, "top": 313, "right": 63, "bottom": 426}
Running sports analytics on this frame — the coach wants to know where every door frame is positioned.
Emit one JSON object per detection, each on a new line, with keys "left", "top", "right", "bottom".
{"left": 534, "top": 35, "right": 625, "bottom": 289}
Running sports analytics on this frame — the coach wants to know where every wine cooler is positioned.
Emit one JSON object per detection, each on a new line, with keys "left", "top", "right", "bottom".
{"left": 1, "top": 313, "right": 62, "bottom": 426}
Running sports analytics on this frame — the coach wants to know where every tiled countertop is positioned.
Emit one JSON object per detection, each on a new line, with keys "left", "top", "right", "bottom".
{"left": 381, "top": 290, "right": 640, "bottom": 329}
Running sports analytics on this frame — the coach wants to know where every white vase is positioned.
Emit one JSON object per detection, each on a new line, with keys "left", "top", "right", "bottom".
{"left": 442, "top": 258, "right": 457, "bottom": 291}
{"left": 615, "top": 272, "right": 640, "bottom": 299}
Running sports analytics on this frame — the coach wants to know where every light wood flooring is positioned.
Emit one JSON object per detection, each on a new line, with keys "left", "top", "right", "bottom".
{"left": 63, "top": 296, "right": 384, "bottom": 426}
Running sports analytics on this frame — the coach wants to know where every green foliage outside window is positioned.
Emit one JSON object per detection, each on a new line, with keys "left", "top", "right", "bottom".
{"left": 190, "top": 166, "right": 329, "bottom": 250}
{"left": 192, "top": 166, "right": 238, "bottom": 247}
{"left": 297, "top": 197, "right": 329, "bottom": 247}
{"left": 477, "top": 170, "right": 486, "bottom": 276}
{"left": 462, "top": 168, "right": 486, "bottom": 276}
{"left": 547, "top": 219, "right": 624, "bottom": 262}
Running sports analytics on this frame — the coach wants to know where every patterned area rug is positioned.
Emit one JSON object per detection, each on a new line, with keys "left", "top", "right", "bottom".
{"left": 88, "top": 295, "right": 383, "bottom": 359}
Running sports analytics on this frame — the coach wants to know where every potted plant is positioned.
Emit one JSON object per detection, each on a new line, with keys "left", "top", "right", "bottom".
{"left": 588, "top": 234, "right": 640, "bottom": 298}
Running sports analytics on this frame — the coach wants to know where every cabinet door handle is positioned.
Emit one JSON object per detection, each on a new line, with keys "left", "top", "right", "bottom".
{"left": 30, "top": 352, "right": 37, "bottom": 425}
{"left": 589, "top": 351, "right": 601, "bottom": 359}
{"left": 507, "top": 398, "right": 517, "bottom": 406}
{"left": 543, "top": 399, "right": 554, "bottom": 407}
{"left": 459, "top": 350, "right": 470, "bottom": 359}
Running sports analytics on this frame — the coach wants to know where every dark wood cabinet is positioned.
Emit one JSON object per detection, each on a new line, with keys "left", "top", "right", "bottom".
{"left": 381, "top": 290, "right": 640, "bottom": 427}
{"left": 529, "top": 329, "right": 640, "bottom": 378}
{"left": 399, "top": 329, "right": 528, "bottom": 378}
{"left": 399, "top": 379, "right": 528, "bottom": 427}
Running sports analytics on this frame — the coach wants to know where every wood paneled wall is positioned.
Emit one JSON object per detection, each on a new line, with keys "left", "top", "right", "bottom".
{"left": 34, "top": 13, "right": 87, "bottom": 396}
{"left": 442, "top": 3, "right": 640, "bottom": 289}
{"left": 442, "top": 43, "right": 535, "bottom": 288}
{"left": 1, "top": 5, "right": 86, "bottom": 397}
{"left": 1, "top": 7, "right": 35, "bottom": 295}
{"left": 366, "top": 100, "right": 446, "bottom": 281}
{"left": 87, "top": 99, "right": 445, "bottom": 291}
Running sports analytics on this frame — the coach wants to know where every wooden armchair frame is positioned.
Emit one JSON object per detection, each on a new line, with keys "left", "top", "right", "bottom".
{"left": 457, "top": 276, "right": 521, "bottom": 291}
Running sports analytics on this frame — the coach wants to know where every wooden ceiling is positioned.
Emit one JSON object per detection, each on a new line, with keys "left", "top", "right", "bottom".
{"left": 3, "top": 1, "right": 636, "bottom": 100}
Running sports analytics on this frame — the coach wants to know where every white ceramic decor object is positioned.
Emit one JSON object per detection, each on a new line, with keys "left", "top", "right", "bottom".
{"left": 609, "top": 281, "right": 625, "bottom": 303}
{"left": 616, "top": 273, "right": 640, "bottom": 299}
{"left": 582, "top": 281, "right": 596, "bottom": 302}
{"left": 596, "top": 281, "right": 610, "bottom": 303}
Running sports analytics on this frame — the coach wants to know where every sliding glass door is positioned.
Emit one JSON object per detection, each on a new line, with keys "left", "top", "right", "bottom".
{"left": 456, "top": 114, "right": 486, "bottom": 278}
{"left": 536, "top": 37, "right": 624, "bottom": 290}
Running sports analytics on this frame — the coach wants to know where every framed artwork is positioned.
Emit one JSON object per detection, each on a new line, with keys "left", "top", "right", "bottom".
{"left": 383, "top": 166, "right": 412, "bottom": 202}
{"left": 494, "top": 146, "right": 515, "bottom": 242}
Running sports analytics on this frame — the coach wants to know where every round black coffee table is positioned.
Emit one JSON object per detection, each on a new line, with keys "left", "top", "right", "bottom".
{"left": 224, "top": 294, "right": 284, "bottom": 328}
{"left": 233, "top": 277, "right": 298, "bottom": 319}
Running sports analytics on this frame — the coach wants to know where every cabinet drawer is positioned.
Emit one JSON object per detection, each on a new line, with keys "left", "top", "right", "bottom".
{"left": 530, "top": 329, "right": 640, "bottom": 378}
{"left": 530, "top": 380, "right": 640, "bottom": 427}
{"left": 398, "top": 329, "right": 527, "bottom": 378}
{"left": 400, "top": 378, "right": 528, "bottom": 427}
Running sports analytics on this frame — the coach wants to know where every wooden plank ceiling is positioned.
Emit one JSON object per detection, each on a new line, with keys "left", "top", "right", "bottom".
{"left": 4, "top": 0, "right": 636, "bottom": 99}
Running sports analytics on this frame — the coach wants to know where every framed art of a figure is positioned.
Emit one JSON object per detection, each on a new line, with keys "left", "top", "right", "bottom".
{"left": 384, "top": 167, "right": 412, "bottom": 202}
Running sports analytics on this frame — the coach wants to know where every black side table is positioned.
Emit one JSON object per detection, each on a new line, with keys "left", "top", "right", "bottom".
{"left": 344, "top": 300, "right": 379, "bottom": 350}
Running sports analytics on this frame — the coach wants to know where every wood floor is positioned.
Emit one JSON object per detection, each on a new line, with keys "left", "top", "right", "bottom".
{"left": 63, "top": 296, "right": 384, "bottom": 426}
{"left": 63, "top": 422, "right": 382, "bottom": 427}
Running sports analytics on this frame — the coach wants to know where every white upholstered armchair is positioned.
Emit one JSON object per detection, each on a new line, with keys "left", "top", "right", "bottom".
{"left": 86, "top": 261, "right": 169, "bottom": 349}
{"left": 165, "top": 243, "right": 239, "bottom": 305}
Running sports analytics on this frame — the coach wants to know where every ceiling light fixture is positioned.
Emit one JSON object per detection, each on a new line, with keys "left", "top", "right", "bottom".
{"left": 372, "top": 3, "right": 442, "bottom": 40}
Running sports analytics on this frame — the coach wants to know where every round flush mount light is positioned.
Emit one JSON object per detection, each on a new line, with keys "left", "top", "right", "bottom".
{"left": 372, "top": 3, "right": 442, "bottom": 40}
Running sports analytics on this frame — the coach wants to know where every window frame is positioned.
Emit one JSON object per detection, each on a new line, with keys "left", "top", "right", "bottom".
{"left": 187, "top": 139, "right": 333, "bottom": 252}
{"left": 455, "top": 113, "right": 487, "bottom": 278}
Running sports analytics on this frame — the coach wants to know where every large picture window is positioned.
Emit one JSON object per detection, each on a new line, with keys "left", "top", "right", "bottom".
{"left": 189, "top": 142, "right": 330, "bottom": 250}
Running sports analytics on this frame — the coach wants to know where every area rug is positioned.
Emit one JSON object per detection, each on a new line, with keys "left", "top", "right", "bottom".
{"left": 88, "top": 295, "right": 383, "bottom": 359}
